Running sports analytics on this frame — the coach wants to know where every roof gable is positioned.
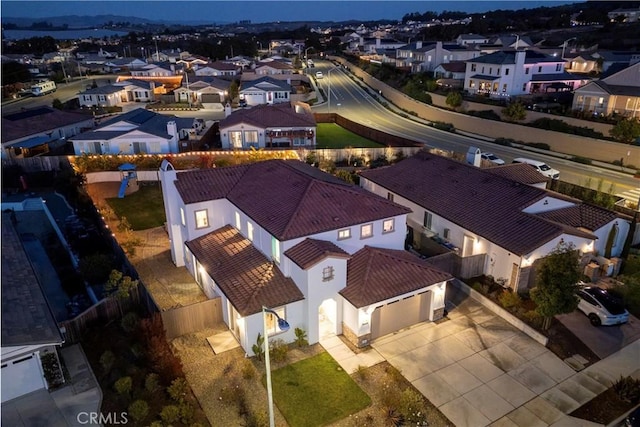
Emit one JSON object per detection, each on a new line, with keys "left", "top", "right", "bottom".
{"left": 284, "top": 238, "right": 350, "bottom": 269}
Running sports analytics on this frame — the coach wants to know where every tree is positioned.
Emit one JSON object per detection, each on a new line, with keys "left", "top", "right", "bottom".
{"left": 610, "top": 118, "right": 640, "bottom": 144}
{"left": 1, "top": 61, "right": 32, "bottom": 85}
{"left": 105, "top": 269, "right": 138, "bottom": 299}
{"left": 530, "top": 241, "right": 581, "bottom": 330}
{"left": 228, "top": 79, "right": 239, "bottom": 103}
{"left": 52, "top": 98, "right": 64, "bottom": 110}
{"left": 502, "top": 101, "right": 527, "bottom": 122}
{"left": 445, "top": 91, "right": 463, "bottom": 109}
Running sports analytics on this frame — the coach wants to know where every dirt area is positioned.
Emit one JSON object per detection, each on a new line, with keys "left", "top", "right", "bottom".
{"left": 546, "top": 318, "right": 600, "bottom": 365}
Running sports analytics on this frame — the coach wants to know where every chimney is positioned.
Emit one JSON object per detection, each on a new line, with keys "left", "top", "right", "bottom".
{"left": 515, "top": 50, "right": 526, "bottom": 68}
{"left": 416, "top": 41, "right": 422, "bottom": 49}
{"left": 287, "top": 78, "right": 291, "bottom": 85}
{"left": 167, "top": 121, "right": 178, "bottom": 140}
{"left": 376, "top": 38, "right": 381, "bottom": 47}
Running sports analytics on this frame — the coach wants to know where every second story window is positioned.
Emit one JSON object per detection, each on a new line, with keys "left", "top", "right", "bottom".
{"left": 383, "top": 219, "right": 394, "bottom": 233}
{"left": 271, "top": 237, "right": 280, "bottom": 263}
{"left": 322, "top": 266, "right": 335, "bottom": 282}
{"left": 338, "top": 228, "right": 351, "bottom": 240}
{"left": 195, "top": 209, "right": 209, "bottom": 229}
{"left": 471, "top": 64, "right": 477, "bottom": 72}
{"left": 505, "top": 68, "right": 510, "bottom": 75}
{"left": 387, "top": 192, "right": 394, "bottom": 202}
{"left": 361, "top": 224, "right": 373, "bottom": 239}
{"left": 424, "top": 212, "right": 433, "bottom": 230}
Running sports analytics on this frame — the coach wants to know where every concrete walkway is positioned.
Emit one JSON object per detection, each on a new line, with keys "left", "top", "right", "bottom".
{"left": 322, "top": 295, "right": 639, "bottom": 427}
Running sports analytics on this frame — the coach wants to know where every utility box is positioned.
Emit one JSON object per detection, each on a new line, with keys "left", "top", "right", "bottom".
{"left": 466, "top": 146, "right": 481, "bottom": 167}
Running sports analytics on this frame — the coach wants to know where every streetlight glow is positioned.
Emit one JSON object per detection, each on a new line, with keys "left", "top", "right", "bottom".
{"left": 263, "top": 306, "right": 290, "bottom": 427}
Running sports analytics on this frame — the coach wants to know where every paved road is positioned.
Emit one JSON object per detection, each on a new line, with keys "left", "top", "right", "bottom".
{"left": 310, "top": 60, "right": 640, "bottom": 195}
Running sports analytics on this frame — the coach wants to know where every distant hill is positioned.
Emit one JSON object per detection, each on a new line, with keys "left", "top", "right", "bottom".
{"left": 1, "top": 14, "right": 212, "bottom": 28}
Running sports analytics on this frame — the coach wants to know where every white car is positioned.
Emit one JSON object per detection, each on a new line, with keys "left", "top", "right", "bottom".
{"left": 481, "top": 152, "right": 505, "bottom": 165}
{"left": 512, "top": 157, "right": 560, "bottom": 180}
{"left": 315, "top": 71, "right": 323, "bottom": 79}
{"left": 576, "top": 286, "right": 629, "bottom": 326}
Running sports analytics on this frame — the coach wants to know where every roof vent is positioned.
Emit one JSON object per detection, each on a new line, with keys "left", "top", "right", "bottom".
{"left": 332, "top": 216, "right": 340, "bottom": 221}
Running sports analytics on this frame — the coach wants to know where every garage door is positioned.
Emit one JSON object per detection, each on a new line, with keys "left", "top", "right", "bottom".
{"left": 371, "top": 291, "right": 431, "bottom": 340}
{"left": 1, "top": 354, "right": 46, "bottom": 402}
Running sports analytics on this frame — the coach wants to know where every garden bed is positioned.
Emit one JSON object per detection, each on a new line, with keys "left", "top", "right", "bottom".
{"left": 570, "top": 386, "right": 638, "bottom": 425}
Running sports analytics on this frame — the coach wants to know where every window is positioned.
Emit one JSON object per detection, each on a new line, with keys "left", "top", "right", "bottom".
{"left": 235, "top": 212, "right": 241, "bottom": 229}
{"left": 180, "top": 207, "right": 186, "bottom": 226}
{"left": 443, "top": 228, "right": 450, "bottom": 240}
{"left": 471, "top": 64, "right": 476, "bottom": 72}
{"left": 244, "top": 130, "right": 258, "bottom": 146}
{"left": 502, "top": 84, "right": 508, "bottom": 92}
{"left": 387, "top": 192, "right": 394, "bottom": 202}
{"left": 338, "top": 228, "right": 351, "bottom": 240}
{"left": 489, "top": 67, "right": 492, "bottom": 74}
{"left": 537, "top": 66, "right": 542, "bottom": 73}
{"left": 195, "top": 210, "right": 209, "bottom": 229}
{"left": 482, "top": 67, "right": 485, "bottom": 74}
{"left": 322, "top": 266, "right": 335, "bottom": 282}
{"left": 248, "top": 222, "right": 254, "bottom": 241}
{"left": 522, "top": 83, "right": 527, "bottom": 91}
{"left": 229, "top": 131, "right": 242, "bottom": 149}
{"left": 423, "top": 212, "right": 432, "bottom": 229}
{"left": 383, "top": 219, "right": 394, "bottom": 233}
{"left": 505, "top": 68, "right": 509, "bottom": 75}
{"left": 556, "top": 64, "right": 562, "bottom": 72}
{"left": 271, "top": 237, "right": 280, "bottom": 263}
{"left": 493, "top": 82, "right": 498, "bottom": 92}
{"left": 469, "top": 80, "right": 476, "bottom": 88}
{"left": 264, "top": 307, "right": 286, "bottom": 335}
{"left": 525, "top": 68, "right": 530, "bottom": 75}
{"left": 360, "top": 223, "right": 373, "bottom": 239}
{"left": 598, "top": 97, "right": 604, "bottom": 105}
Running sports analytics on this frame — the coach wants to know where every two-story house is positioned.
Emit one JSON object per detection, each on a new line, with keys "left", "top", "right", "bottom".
{"left": 219, "top": 102, "right": 316, "bottom": 149}
{"left": 158, "top": 159, "right": 452, "bottom": 353}
{"left": 359, "top": 151, "right": 630, "bottom": 292}
{"left": 463, "top": 50, "right": 585, "bottom": 99}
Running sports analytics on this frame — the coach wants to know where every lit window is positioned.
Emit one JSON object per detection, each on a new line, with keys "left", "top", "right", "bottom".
{"left": 598, "top": 97, "right": 604, "bottom": 105}
{"left": 195, "top": 210, "right": 208, "bottom": 229}
{"left": 271, "top": 237, "right": 280, "bottom": 263}
{"left": 322, "top": 266, "right": 335, "bottom": 282}
{"left": 248, "top": 222, "right": 254, "bottom": 241}
{"left": 383, "top": 219, "right": 394, "bottom": 233}
{"left": 338, "top": 229, "right": 351, "bottom": 240}
{"left": 361, "top": 224, "right": 373, "bottom": 239}
{"left": 264, "top": 307, "right": 286, "bottom": 336}
{"left": 230, "top": 131, "right": 242, "bottom": 149}
{"left": 235, "top": 212, "right": 241, "bottom": 229}
{"left": 502, "top": 84, "right": 507, "bottom": 92}
{"left": 180, "top": 207, "right": 186, "bottom": 226}
{"left": 469, "top": 80, "right": 475, "bottom": 88}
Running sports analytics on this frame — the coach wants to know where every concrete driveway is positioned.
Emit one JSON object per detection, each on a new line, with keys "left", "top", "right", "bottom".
{"left": 556, "top": 311, "right": 640, "bottom": 359}
{"left": 368, "top": 286, "right": 640, "bottom": 427}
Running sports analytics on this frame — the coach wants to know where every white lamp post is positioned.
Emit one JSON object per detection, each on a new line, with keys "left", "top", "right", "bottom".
{"left": 263, "top": 306, "right": 290, "bottom": 427}
{"left": 562, "top": 37, "right": 576, "bottom": 59}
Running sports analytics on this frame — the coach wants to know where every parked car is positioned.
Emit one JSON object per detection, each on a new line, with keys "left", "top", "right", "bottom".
{"left": 238, "top": 99, "right": 247, "bottom": 108}
{"left": 626, "top": 406, "right": 640, "bottom": 427}
{"left": 577, "top": 286, "right": 629, "bottom": 326}
{"left": 481, "top": 152, "right": 505, "bottom": 165}
{"left": 315, "top": 71, "right": 323, "bottom": 79}
{"left": 512, "top": 157, "right": 560, "bottom": 179}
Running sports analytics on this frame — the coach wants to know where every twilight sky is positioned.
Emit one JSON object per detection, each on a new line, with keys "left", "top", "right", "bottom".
{"left": 1, "top": 1, "right": 581, "bottom": 24}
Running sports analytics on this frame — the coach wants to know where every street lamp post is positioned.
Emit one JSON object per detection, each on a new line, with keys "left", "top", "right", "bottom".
{"left": 511, "top": 33, "right": 520, "bottom": 50}
{"left": 561, "top": 37, "right": 577, "bottom": 59}
{"left": 327, "top": 67, "right": 336, "bottom": 113}
{"left": 263, "top": 306, "right": 290, "bottom": 427}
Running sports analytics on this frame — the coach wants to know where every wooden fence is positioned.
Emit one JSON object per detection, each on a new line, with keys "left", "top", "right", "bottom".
{"left": 426, "top": 252, "right": 487, "bottom": 279}
{"left": 161, "top": 298, "right": 224, "bottom": 339}
{"left": 2, "top": 156, "right": 71, "bottom": 172}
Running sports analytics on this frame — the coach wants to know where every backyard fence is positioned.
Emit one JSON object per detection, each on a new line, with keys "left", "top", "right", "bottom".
{"left": 161, "top": 298, "right": 224, "bottom": 339}
{"left": 2, "top": 155, "right": 71, "bottom": 172}
{"left": 426, "top": 252, "right": 486, "bottom": 279}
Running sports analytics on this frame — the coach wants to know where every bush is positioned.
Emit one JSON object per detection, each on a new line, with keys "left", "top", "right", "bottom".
{"left": 530, "top": 118, "right": 605, "bottom": 138}
{"left": 613, "top": 376, "right": 640, "bottom": 403}
{"left": 114, "top": 376, "right": 132, "bottom": 399}
{"left": 494, "top": 137, "right": 516, "bottom": 147}
{"left": 167, "top": 377, "right": 189, "bottom": 403}
{"left": 41, "top": 351, "right": 64, "bottom": 388}
{"left": 468, "top": 109, "right": 502, "bottom": 121}
{"left": 245, "top": 410, "right": 269, "bottom": 427}
{"left": 120, "top": 312, "right": 139, "bottom": 333}
{"left": 178, "top": 402, "right": 195, "bottom": 424}
{"left": 525, "top": 142, "right": 551, "bottom": 150}
{"left": 430, "top": 121, "right": 455, "bottom": 132}
{"left": 145, "top": 373, "right": 160, "bottom": 393}
{"left": 160, "top": 405, "right": 180, "bottom": 424}
{"left": 100, "top": 350, "right": 116, "bottom": 374}
{"left": 294, "top": 327, "right": 308, "bottom": 347}
{"left": 399, "top": 388, "right": 428, "bottom": 425}
{"left": 128, "top": 400, "right": 149, "bottom": 424}
{"left": 499, "top": 290, "right": 522, "bottom": 309}
{"left": 355, "top": 365, "right": 369, "bottom": 381}
{"left": 269, "top": 339, "right": 289, "bottom": 363}
{"left": 572, "top": 156, "right": 593, "bottom": 165}
{"left": 252, "top": 333, "right": 265, "bottom": 361}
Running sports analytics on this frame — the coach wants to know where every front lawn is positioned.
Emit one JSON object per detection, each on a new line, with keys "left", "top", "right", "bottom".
{"left": 106, "top": 183, "right": 166, "bottom": 230}
{"left": 316, "top": 123, "right": 383, "bottom": 149}
{"left": 270, "top": 352, "right": 371, "bottom": 427}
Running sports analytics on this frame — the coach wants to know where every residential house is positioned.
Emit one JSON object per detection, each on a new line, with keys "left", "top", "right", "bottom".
{"left": 104, "top": 57, "right": 147, "bottom": 73}
{"left": 175, "top": 76, "right": 230, "bottom": 105}
{"left": 1, "top": 212, "right": 64, "bottom": 402}
{"left": 572, "top": 62, "right": 640, "bottom": 118}
{"left": 2, "top": 107, "right": 94, "bottom": 158}
{"left": 131, "top": 62, "right": 177, "bottom": 77}
{"left": 158, "top": 159, "right": 451, "bottom": 354}
{"left": 395, "top": 41, "right": 480, "bottom": 72}
{"left": 608, "top": 7, "right": 640, "bottom": 22}
{"left": 69, "top": 108, "right": 201, "bottom": 155}
{"left": 254, "top": 60, "right": 294, "bottom": 75}
{"left": 358, "top": 37, "right": 406, "bottom": 54}
{"left": 239, "top": 76, "right": 292, "bottom": 106}
{"left": 456, "top": 33, "right": 490, "bottom": 46}
{"left": 224, "top": 55, "right": 254, "bottom": 70}
{"left": 464, "top": 50, "right": 586, "bottom": 99}
{"left": 176, "top": 55, "right": 209, "bottom": 70}
{"left": 78, "top": 79, "right": 158, "bottom": 107}
{"left": 219, "top": 102, "right": 316, "bottom": 149}
{"left": 359, "top": 151, "right": 630, "bottom": 292}
{"left": 434, "top": 61, "right": 466, "bottom": 88}
{"left": 194, "top": 61, "right": 239, "bottom": 77}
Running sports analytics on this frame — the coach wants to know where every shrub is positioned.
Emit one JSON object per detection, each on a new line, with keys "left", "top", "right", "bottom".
{"left": 572, "top": 156, "right": 593, "bottom": 165}
{"left": 128, "top": 400, "right": 149, "bottom": 424}
{"left": 502, "top": 101, "right": 527, "bottom": 121}
{"left": 41, "top": 351, "right": 64, "bottom": 388}
{"left": 522, "top": 310, "right": 543, "bottom": 329}
{"left": 494, "top": 137, "right": 516, "bottom": 147}
{"left": 525, "top": 142, "right": 551, "bottom": 150}
{"left": 430, "top": 121, "right": 455, "bottom": 132}
{"left": 145, "top": 373, "right": 160, "bottom": 393}
{"left": 399, "top": 388, "right": 428, "bottom": 426}
{"left": 100, "top": 350, "right": 116, "bottom": 374}
{"left": 139, "top": 315, "right": 184, "bottom": 382}
{"left": 114, "top": 376, "right": 132, "bottom": 399}
{"left": 613, "top": 376, "right": 640, "bottom": 403}
{"left": 167, "top": 377, "right": 189, "bottom": 403}
{"left": 252, "top": 333, "right": 265, "bottom": 361}
{"left": 245, "top": 410, "right": 269, "bottom": 427}
{"left": 120, "top": 312, "right": 140, "bottom": 333}
{"left": 160, "top": 405, "right": 180, "bottom": 424}
{"left": 385, "top": 365, "right": 405, "bottom": 384}
{"left": 178, "top": 402, "right": 195, "bottom": 424}
{"left": 269, "top": 339, "right": 289, "bottom": 363}
{"left": 499, "top": 290, "right": 523, "bottom": 309}
{"left": 468, "top": 110, "right": 502, "bottom": 121}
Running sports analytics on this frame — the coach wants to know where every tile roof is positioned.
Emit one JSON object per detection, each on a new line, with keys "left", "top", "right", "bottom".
{"left": 256, "top": 60, "right": 293, "bottom": 70}
{"left": 175, "top": 159, "right": 410, "bottom": 241}
{"left": 240, "top": 76, "right": 292, "bottom": 92}
{"left": 284, "top": 238, "right": 350, "bottom": 269}
{"left": 340, "top": 246, "right": 452, "bottom": 308}
{"left": 469, "top": 50, "right": 558, "bottom": 65}
{"left": 484, "top": 163, "right": 550, "bottom": 185}
{"left": 1, "top": 214, "right": 63, "bottom": 347}
{"left": 534, "top": 204, "right": 618, "bottom": 231}
{"left": 359, "top": 151, "right": 588, "bottom": 256}
{"left": 220, "top": 102, "right": 315, "bottom": 129}
{"left": 185, "top": 225, "right": 304, "bottom": 316}
{"left": 2, "top": 106, "right": 93, "bottom": 144}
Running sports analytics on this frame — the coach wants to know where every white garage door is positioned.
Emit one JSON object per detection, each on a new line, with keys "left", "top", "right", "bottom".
{"left": 371, "top": 291, "right": 431, "bottom": 340}
{"left": 1, "top": 354, "right": 46, "bottom": 402}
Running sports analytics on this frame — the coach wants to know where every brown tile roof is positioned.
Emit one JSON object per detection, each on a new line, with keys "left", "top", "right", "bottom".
{"left": 485, "top": 163, "right": 550, "bottom": 185}
{"left": 284, "top": 238, "right": 350, "bottom": 269}
{"left": 185, "top": 225, "right": 304, "bottom": 316}
{"left": 2, "top": 106, "right": 94, "bottom": 144}
{"left": 1, "top": 213, "right": 63, "bottom": 346}
{"left": 175, "top": 159, "right": 410, "bottom": 240}
{"left": 220, "top": 102, "right": 315, "bottom": 130}
{"left": 340, "top": 246, "right": 452, "bottom": 308}
{"left": 359, "top": 151, "right": 590, "bottom": 256}
{"left": 535, "top": 204, "right": 618, "bottom": 231}
{"left": 257, "top": 60, "right": 293, "bottom": 69}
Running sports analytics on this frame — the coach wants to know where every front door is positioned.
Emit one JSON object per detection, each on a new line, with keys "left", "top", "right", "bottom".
{"left": 228, "top": 302, "right": 240, "bottom": 338}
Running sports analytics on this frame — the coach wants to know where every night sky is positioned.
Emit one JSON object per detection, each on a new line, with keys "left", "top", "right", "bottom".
{"left": 1, "top": 1, "right": 582, "bottom": 24}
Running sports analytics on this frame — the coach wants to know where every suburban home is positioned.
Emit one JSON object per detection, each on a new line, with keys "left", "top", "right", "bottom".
{"left": 434, "top": 61, "right": 467, "bottom": 88}
{"left": 571, "top": 61, "right": 640, "bottom": 118}
{"left": 78, "top": 79, "right": 159, "bottom": 107}
{"left": 359, "top": 151, "right": 630, "bottom": 292}
{"left": 194, "top": 61, "right": 239, "bottom": 77}
{"left": 1, "top": 212, "right": 64, "bottom": 403}
{"left": 69, "top": 108, "right": 201, "bottom": 155}
{"left": 131, "top": 62, "right": 178, "bottom": 77}
{"left": 176, "top": 55, "right": 209, "bottom": 70}
{"left": 158, "top": 159, "right": 452, "bottom": 354}
{"left": 254, "top": 60, "right": 294, "bottom": 75}
{"left": 456, "top": 33, "right": 490, "bottom": 46}
{"left": 396, "top": 41, "right": 481, "bottom": 72}
{"left": 219, "top": 102, "right": 316, "bottom": 149}
{"left": 104, "top": 57, "right": 147, "bottom": 73}
{"left": 463, "top": 49, "right": 587, "bottom": 98}
{"left": 2, "top": 106, "right": 94, "bottom": 158}
{"left": 239, "top": 76, "right": 292, "bottom": 106}
{"left": 174, "top": 76, "right": 231, "bottom": 106}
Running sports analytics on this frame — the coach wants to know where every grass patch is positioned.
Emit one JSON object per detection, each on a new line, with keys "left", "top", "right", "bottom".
{"left": 270, "top": 352, "right": 371, "bottom": 427}
{"left": 316, "top": 123, "right": 382, "bottom": 149}
{"left": 106, "top": 183, "right": 166, "bottom": 230}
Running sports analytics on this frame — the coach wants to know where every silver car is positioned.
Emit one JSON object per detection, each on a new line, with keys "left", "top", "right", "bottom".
{"left": 577, "top": 286, "right": 629, "bottom": 326}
